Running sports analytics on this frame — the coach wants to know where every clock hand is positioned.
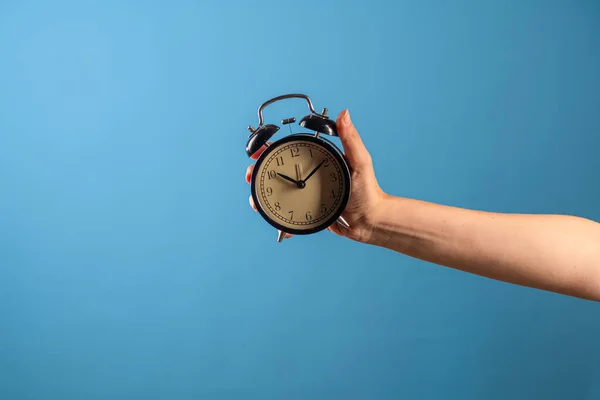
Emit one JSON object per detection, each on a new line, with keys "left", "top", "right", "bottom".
{"left": 276, "top": 172, "right": 299, "bottom": 185}
{"left": 302, "top": 159, "right": 326, "bottom": 183}
{"left": 295, "top": 164, "right": 302, "bottom": 181}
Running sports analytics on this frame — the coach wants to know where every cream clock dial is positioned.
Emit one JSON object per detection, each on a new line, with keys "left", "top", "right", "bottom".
{"left": 250, "top": 134, "right": 351, "bottom": 236}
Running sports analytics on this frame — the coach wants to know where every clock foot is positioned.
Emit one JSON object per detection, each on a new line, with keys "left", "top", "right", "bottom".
{"left": 336, "top": 216, "right": 350, "bottom": 229}
{"left": 277, "top": 230, "right": 286, "bottom": 242}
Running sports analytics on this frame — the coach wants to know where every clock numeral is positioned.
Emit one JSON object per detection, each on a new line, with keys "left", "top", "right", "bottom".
{"left": 320, "top": 204, "right": 327, "bottom": 214}
{"left": 266, "top": 187, "right": 273, "bottom": 196}
{"left": 309, "top": 149, "right": 314, "bottom": 158}
{"left": 324, "top": 158, "right": 330, "bottom": 167}
{"left": 276, "top": 156, "right": 284, "bottom": 166}
{"left": 290, "top": 148, "right": 300, "bottom": 158}
{"left": 274, "top": 202, "right": 281, "bottom": 211}
{"left": 268, "top": 170, "right": 276, "bottom": 179}
{"left": 330, "top": 172, "right": 337, "bottom": 182}
{"left": 288, "top": 210, "right": 294, "bottom": 220}
{"left": 330, "top": 189, "right": 336, "bottom": 200}
{"left": 305, "top": 211, "right": 313, "bottom": 221}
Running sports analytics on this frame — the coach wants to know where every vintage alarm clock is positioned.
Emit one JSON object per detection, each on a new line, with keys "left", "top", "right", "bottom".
{"left": 245, "top": 93, "right": 351, "bottom": 242}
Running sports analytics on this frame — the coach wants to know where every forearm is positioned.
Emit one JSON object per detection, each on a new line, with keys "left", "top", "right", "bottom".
{"left": 368, "top": 193, "right": 600, "bottom": 301}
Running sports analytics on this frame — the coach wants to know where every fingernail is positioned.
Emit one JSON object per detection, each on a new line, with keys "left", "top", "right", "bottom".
{"left": 342, "top": 109, "right": 351, "bottom": 127}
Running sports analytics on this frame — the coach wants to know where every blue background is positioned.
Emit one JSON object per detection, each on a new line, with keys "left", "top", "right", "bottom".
{"left": 1, "top": 0, "right": 599, "bottom": 399}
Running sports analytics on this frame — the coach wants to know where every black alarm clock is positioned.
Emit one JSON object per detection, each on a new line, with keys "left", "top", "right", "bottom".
{"left": 245, "top": 94, "right": 351, "bottom": 242}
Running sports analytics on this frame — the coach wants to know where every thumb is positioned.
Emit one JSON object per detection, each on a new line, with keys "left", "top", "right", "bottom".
{"left": 336, "top": 109, "right": 371, "bottom": 168}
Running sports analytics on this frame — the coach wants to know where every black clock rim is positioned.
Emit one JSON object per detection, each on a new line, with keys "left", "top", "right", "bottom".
{"left": 250, "top": 133, "right": 352, "bottom": 236}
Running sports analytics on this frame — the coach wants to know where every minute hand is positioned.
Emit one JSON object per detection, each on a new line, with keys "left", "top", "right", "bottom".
{"left": 302, "top": 159, "right": 326, "bottom": 183}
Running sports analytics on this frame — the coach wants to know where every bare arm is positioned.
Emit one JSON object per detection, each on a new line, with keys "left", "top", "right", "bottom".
{"left": 247, "top": 109, "right": 600, "bottom": 302}
{"left": 367, "top": 194, "right": 600, "bottom": 301}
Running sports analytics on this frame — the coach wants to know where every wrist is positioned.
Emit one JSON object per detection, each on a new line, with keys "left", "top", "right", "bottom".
{"left": 364, "top": 191, "right": 398, "bottom": 247}
{"left": 336, "top": 190, "right": 408, "bottom": 247}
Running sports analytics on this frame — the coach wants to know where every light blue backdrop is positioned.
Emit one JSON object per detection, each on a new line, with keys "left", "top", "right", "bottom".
{"left": 1, "top": 1, "right": 599, "bottom": 399}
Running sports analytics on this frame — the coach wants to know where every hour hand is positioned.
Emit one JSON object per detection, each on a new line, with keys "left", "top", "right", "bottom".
{"left": 276, "top": 172, "right": 298, "bottom": 185}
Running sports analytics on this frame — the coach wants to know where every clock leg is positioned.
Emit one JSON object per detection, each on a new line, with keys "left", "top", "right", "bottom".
{"left": 336, "top": 216, "right": 350, "bottom": 229}
{"left": 277, "top": 230, "right": 286, "bottom": 242}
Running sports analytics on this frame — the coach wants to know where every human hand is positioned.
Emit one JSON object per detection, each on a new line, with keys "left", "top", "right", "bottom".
{"left": 245, "top": 109, "right": 386, "bottom": 243}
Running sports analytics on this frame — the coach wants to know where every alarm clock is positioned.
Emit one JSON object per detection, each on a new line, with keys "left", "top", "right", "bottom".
{"left": 245, "top": 94, "right": 351, "bottom": 242}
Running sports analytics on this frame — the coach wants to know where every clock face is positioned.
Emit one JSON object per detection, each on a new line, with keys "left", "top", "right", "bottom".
{"left": 251, "top": 134, "right": 351, "bottom": 235}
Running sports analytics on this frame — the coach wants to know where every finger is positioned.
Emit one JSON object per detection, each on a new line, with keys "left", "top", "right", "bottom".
{"left": 249, "top": 142, "right": 273, "bottom": 160}
{"left": 336, "top": 110, "right": 371, "bottom": 168}
{"left": 249, "top": 195, "right": 257, "bottom": 211}
{"left": 327, "top": 223, "right": 342, "bottom": 236}
{"left": 245, "top": 164, "right": 254, "bottom": 184}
